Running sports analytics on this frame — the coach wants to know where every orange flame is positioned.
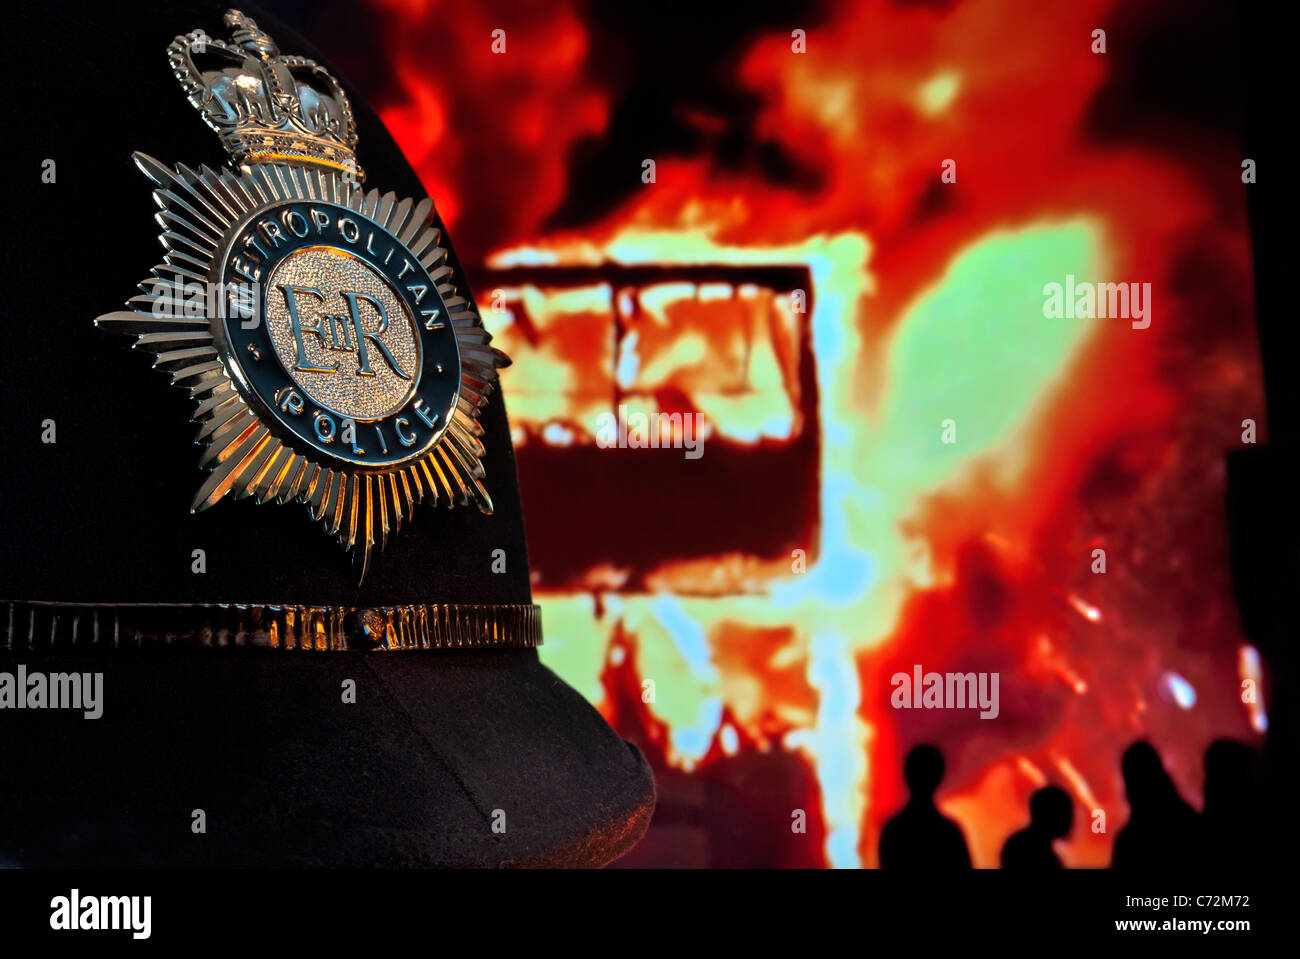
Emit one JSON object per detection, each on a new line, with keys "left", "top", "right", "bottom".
{"left": 362, "top": 0, "right": 1265, "bottom": 866}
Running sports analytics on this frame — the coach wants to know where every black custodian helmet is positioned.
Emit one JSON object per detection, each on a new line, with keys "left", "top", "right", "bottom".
{"left": 0, "top": 2, "right": 654, "bottom": 867}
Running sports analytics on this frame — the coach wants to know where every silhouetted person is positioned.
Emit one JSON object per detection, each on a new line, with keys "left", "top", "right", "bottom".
{"left": 1000, "top": 786, "right": 1073, "bottom": 868}
{"left": 1202, "top": 739, "right": 1264, "bottom": 872}
{"left": 1112, "top": 740, "right": 1199, "bottom": 870}
{"left": 879, "top": 745, "right": 972, "bottom": 869}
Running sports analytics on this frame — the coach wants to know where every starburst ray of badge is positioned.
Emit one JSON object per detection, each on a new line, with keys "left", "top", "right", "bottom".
{"left": 96, "top": 154, "right": 510, "bottom": 582}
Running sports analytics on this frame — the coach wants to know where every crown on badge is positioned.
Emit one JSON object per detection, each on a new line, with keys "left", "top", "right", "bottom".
{"left": 167, "top": 9, "right": 364, "bottom": 180}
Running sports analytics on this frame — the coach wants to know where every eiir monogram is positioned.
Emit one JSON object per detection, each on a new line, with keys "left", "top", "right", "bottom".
{"left": 278, "top": 284, "right": 411, "bottom": 378}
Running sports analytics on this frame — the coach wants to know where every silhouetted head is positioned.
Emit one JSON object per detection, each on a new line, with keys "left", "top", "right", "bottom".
{"left": 1204, "top": 739, "right": 1255, "bottom": 814}
{"left": 1029, "top": 786, "right": 1073, "bottom": 839}
{"left": 904, "top": 744, "right": 945, "bottom": 800}
{"left": 1121, "top": 740, "right": 1179, "bottom": 812}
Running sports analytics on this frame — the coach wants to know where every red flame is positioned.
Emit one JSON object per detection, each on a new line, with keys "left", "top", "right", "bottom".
{"left": 356, "top": 0, "right": 1265, "bottom": 866}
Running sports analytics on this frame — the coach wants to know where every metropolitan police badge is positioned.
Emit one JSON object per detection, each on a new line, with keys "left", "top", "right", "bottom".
{"left": 95, "top": 10, "right": 510, "bottom": 581}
